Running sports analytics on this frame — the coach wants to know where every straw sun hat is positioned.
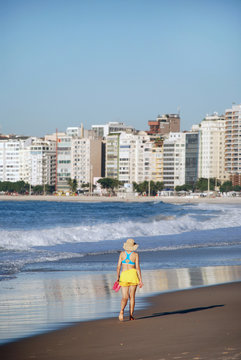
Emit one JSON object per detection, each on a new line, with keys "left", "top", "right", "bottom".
{"left": 123, "top": 238, "right": 139, "bottom": 251}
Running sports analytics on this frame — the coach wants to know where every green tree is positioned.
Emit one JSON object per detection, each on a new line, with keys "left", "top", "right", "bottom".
{"left": 72, "top": 179, "right": 78, "bottom": 193}
{"left": 175, "top": 184, "right": 193, "bottom": 192}
{"left": 220, "top": 181, "right": 233, "bottom": 193}
{"left": 133, "top": 181, "right": 164, "bottom": 196}
{"left": 195, "top": 178, "right": 220, "bottom": 192}
{"left": 0, "top": 180, "right": 29, "bottom": 194}
{"left": 15, "top": 181, "right": 29, "bottom": 194}
{"left": 67, "top": 178, "right": 78, "bottom": 193}
{"left": 233, "top": 185, "right": 241, "bottom": 192}
{"left": 81, "top": 182, "right": 90, "bottom": 188}
{"left": 97, "top": 178, "right": 122, "bottom": 194}
{"left": 45, "top": 185, "right": 55, "bottom": 194}
{"left": 154, "top": 181, "right": 164, "bottom": 193}
{"left": 33, "top": 185, "right": 43, "bottom": 194}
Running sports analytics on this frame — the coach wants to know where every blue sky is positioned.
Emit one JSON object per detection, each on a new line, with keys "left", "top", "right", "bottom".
{"left": 1, "top": 0, "right": 241, "bottom": 136}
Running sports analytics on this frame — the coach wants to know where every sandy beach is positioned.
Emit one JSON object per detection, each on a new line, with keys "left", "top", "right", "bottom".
{"left": 1, "top": 194, "right": 241, "bottom": 204}
{"left": 0, "top": 281, "right": 240, "bottom": 360}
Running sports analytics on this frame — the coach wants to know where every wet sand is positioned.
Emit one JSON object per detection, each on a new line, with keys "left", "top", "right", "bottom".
{"left": 1, "top": 281, "right": 241, "bottom": 360}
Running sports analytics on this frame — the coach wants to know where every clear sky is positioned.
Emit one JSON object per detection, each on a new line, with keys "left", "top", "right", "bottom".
{"left": 1, "top": 0, "right": 241, "bottom": 136}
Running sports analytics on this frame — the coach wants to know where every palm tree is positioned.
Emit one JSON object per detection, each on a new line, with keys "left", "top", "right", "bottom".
{"left": 67, "top": 178, "right": 78, "bottom": 193}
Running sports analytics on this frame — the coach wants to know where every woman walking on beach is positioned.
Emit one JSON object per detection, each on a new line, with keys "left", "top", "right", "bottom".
{"left": 117, "top": 238, "right": 143, "bottom": 321}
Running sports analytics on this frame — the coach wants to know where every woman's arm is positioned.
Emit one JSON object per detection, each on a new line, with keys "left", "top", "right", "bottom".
{"left": 135, "top": 253, "right": 143, "bottom": 288}
{"left": 116, "top": 252, "right": 122, "bottom": 282}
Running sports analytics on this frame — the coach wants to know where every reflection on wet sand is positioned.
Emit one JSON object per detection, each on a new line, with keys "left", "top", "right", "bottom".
{"left": 0, "top": 265, "right": 241, "bottom": 344}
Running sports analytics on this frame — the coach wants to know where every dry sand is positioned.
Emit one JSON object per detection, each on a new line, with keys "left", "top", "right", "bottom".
{"left": 1, "top": 282, "right": 240, "bottom": 360}
{"left": 1, "top": 194, "right": 241, "bottom": 204}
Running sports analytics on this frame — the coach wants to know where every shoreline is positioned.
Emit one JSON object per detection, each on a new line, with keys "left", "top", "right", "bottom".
{"left": 1, "top": 281, "right": 240, "bottom": 359}
{"left": 1, "top": 194, "right": 241, "bottom": 204}
{"left": 1, "top": 264, "right": 241, "bottom": 342}
{"left": 1, "top": 265, "right": 241, "bottom": 346}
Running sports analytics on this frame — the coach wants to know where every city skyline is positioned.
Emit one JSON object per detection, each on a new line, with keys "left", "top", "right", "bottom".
{"left": 1, "top": 0, "right": 241, "bottom": 137}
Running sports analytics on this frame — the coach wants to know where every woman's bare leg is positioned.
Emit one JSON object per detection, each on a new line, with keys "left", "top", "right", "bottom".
{"left": 129, "top": 285, "right": 137, "bottom": 320}
{"left": 119, "top": 286, "right": 129, "bottom": 321}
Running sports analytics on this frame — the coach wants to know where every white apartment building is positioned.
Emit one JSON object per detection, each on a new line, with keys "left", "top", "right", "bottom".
{"left": 106, "top": 131, "right": 152, "bottom": 184}
{"left": 19, "top": 138, "right": 56, "bottom": 186}
{"left": 71, "top": 138, "right": 102, "bottom": 186}
{"left": 0, "top": 137, "right": 31, "bottom": 182}
{"left": 225, "top": 104, "right": 241, "bottom": 185}
{"left": 197, "top": 113, "right": 227, "bottom": 182}
{"left": 28, "top": 140, "right": 56, "bottom": 186}
{"left": 163, "top": 133, "right": 186, "bottom": 189}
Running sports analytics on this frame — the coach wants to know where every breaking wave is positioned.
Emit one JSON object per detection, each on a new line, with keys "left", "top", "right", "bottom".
{"left": 1, "top": 202, "right": 241, "bottom": 250}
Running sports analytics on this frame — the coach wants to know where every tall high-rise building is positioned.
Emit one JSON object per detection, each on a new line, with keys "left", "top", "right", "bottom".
{"left": 0, "top": 137, "right": 30, "bottom": 182}
{"left": 147, "top": 114, "right": 180, "bottom": 136}
{"left": 198, "top": 113, "right": 227, "bottom": 182}
{"left": 151, "top": 138, "right": 164, "bottom": 182}
{"left": 56, "top": 130, "right": 103, "bottom": 192}
{"left": 225, "top": 104, "right": 241, "bottom": 185}
{"left": 71, "top": 138, "right": 102, "bottom": 186}
{"left": 0, "top": 136, "right": 56, "bottom": 187}
{"left": 185, "top": 132, "right": 199, "bottom": 185}
{"left": 163, "top": 131, "right": 199, "bottom": 189}
{"left": 19, "top": 138, "right": 56, "bottom": 186}
{"left": 105, "top": 131, "right": 153, "bottom": 184}
{"left": 28, "top": 140, "right": 56, "bottom": 186}
{"left": 57, "top": 135, "right": 72, "bottom": 191}
{"left": 163, "top": 133, "right": 186, "bottom": 189}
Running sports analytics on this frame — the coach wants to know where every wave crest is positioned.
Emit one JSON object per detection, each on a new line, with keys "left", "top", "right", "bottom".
{"left": 1, "top": 205, "right": 241, "bottom": 250}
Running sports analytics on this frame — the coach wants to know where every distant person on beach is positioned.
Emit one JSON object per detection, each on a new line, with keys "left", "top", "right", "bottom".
{"left": 117, "top": 238, "right": 143, "bottom": 321}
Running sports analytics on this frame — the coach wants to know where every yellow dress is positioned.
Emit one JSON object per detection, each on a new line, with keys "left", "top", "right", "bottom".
{"left": 119, "top": 268, "right": 140, "bottom": 287}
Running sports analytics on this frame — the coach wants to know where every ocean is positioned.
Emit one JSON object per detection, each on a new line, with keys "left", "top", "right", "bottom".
{"left": 1, "top": 200, "right": 241, "bottom": 343}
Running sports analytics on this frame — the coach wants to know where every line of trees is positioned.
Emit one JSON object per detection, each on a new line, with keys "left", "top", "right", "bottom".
{"left": 1, "top": 178, "right": 241, "bottom": 196}
{"left": 133, "top": 181, "right": 164, "bottom": 196}
{"left": 219, "top": 181, "right": 241, "bottom": 192}
{"left": 96, "top": 178, "right": 164, "bottom": 196}
{"left": 175, "top": 178, "right": 241, "bottom": 193}
{"left": 0, "top": 181, "right": 55, "bottom": 194}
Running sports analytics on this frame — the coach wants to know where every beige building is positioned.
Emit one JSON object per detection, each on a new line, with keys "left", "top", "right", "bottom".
{"left": 151, "top": 139, "right": 164, "bottom": 182}
{"left": 71, "top": 138, "right": 102, "bottom": 187}
{"left": 197, "top": 113, "right": 227, "bottom": 183}
{"left": 225, "top": 104, "right": 241, "bottom": 184}
{"left": 56, "top": 132, "right": 102, "bottom": 192}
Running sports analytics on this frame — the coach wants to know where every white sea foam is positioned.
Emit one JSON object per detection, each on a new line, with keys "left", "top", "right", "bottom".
{"left": 1, "top": 203, "right": 241, "bottom": 250}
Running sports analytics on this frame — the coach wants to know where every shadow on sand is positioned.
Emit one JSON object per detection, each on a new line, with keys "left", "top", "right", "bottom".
{"left": 138, "top": 304, "right": 224, "bottom": 320}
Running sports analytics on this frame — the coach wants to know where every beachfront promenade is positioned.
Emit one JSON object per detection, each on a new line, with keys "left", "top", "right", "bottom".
{"left": 1, "top": 194, "right": 241, "bottom": 204}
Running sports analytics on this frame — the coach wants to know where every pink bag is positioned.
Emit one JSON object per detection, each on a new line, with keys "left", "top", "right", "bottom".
{"left": 112, "top": 281, "right": 121, "bottom": 292}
